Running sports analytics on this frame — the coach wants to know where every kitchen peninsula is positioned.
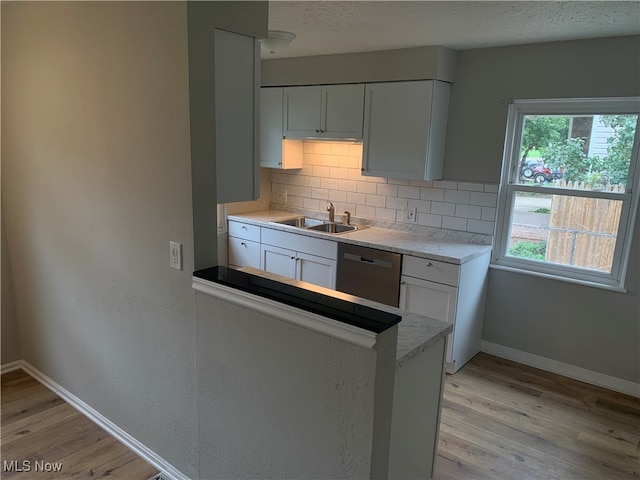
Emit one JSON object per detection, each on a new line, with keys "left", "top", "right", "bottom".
{"left": 193, "top": 266, "right": 451, "bottom": 478}
{"left": 225, "top": 209, "right": 492, "bottom": 373}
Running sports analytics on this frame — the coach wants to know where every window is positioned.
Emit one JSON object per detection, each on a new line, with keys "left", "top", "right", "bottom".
{"left": 493, "top": 98, "right": 640, "bottom": 290}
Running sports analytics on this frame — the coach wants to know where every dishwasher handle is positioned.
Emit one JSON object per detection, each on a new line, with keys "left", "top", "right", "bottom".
{"left": 343, "top": 252, "right": 393, "bottom": 269}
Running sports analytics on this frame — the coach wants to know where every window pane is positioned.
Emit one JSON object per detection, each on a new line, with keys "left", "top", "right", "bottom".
{"left": 507, "top": 191, "right": 622, "bottom": 273}
{"left": 517, "top": 114, "right": 637, "bottom": 190}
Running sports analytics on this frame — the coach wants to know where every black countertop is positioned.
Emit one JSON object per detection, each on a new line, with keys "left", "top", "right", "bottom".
{"left": 193, "top": 266, "right": 402, "bottom": 334}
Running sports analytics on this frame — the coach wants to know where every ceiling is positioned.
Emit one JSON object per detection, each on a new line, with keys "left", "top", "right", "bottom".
{"left": 264, "top": 1, "right": 640, "bottom": 59}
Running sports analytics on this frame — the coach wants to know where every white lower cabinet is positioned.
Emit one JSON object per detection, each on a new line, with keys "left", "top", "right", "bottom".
{"left": 399, "top": 253, "right": 490, "bottom": 373}
{"left": 260, "top": 228, "right": 338, "bottom": 289}
{"left": 228, "top": 221, "right": 261, "bottom": 269}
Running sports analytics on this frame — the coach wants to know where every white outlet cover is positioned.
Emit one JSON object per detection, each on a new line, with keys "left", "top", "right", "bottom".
{"left": 170, "top": 241, "right": 182, "bottom": 270}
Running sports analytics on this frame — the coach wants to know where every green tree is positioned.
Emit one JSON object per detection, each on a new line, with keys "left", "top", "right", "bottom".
{"left": 541, "top": 137, "right": 600, "bottom": 183}
{"left": 520, "top": 117, "right": 569, "bottom": 166}
{"left": 600, "top": 114, "right": 637, "bottom": 185}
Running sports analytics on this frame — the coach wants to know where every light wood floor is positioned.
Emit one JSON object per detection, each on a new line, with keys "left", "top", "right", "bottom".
{"left": 434, "top": 353, "right": 640, "bottom": 479}
{"left": 1, "top": 369, "right": 159, "bottom": 480}
{"left": 2, "top": 355, "right": 639, "bottom": 479}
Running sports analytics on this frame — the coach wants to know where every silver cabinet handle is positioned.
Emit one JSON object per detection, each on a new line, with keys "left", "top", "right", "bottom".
{"left": 290, "top": 256, "right": 295, "bottom": 260}
{"left": 278, "top": 162, "right": 282, "bottom": 165}
{"left": 241, "top": 225, "right": 247, "bottom": 230}
{"left": 426, "top": 262, "right": 433, "bottom": 267}
{"left": 400, "top": 281, "right": 406, "bottom": 285}
{"left": 241, "top": 242, "right": 247, "bottom": 247}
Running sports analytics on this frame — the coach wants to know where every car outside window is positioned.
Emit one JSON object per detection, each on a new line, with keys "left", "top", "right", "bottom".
{"left": 493, "top": 98, "right": 640, "bottom": 290}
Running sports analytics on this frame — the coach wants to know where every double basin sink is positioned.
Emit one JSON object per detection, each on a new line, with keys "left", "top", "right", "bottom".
{"left": 271, "top": 216, "right": 369, "bottom": 235}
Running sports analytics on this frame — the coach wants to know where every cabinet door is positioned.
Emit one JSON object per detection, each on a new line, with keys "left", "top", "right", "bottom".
{"left": 362, "top": 81, "right": 449, "bottom": 180}
{"left": 214, "top": 29, "right": 260, "bottom": 202}
{"left": 321, "top": 84, "right": 365, "bottom": 139}
{"left": 228, "top": 237, "right": 261, "bottom": 269}
{"left": 284, "top": 86, "right": 322, "bottom": 138}
{"left": 261, "top": 244, "right": 296, "bottom": 279}
{"left": 399, "top": 275, "right": 458, "bottom": 363}
{"left": 296, "top": 252, "right": 337, "bottom": 290}
{"left": 260, "top": 87, "right": 284, "bottom": 168}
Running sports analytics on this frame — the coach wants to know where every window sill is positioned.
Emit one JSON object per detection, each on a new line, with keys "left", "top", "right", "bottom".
{"left": 489, "top": 263, "right": 628, "bottom": 293}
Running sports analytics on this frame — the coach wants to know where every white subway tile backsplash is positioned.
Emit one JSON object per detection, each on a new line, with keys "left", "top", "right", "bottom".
{"left": 329, "top": 167, "right": 349, "bottom": 179}
{"left": 304, "top": 197, "right": 320, "bottom": 210}
{"left": 339, "top": 179, "right": 358, "bottom": 191}
{"left": 356, "top": 204, "right": 376, "bottom": 219}
{"left": 357, "top": 181, "right": 377, "bottom": 194}
{"left": 455, "top": 204, "right": 482, "bottom": 219}
{"left": 398, "top": 185, "right": 421, "bottom": 199}
{"left": 386, "top": 196, "right": 408, "bottom": 210}
{"left": 409, "top": 200, "right": 431, "bottom": 213}
{"left": 457, "top": 182, "right": 485, "bottom": 192}
{"left": 482, "top": 207, "right": 497, "bottom": 221}
{"left": 442, "top": 216, "right": 468, "bottom": 231}
{"left": 321, "top": 178, "right": 339, "bottom": 190}
{"left": 417, "top": 213, "right": 442, "bottom": 228}
{"left": 269, "top": 141, "right": 497, "bottom": 240}
{"left": 433, "top": 180, "right": 458, "bottom": 190}
{"left": 377, "top": 183, "right": 398, "bottom": 196}
{"left": 346, "top": 191, "right": 366, "bottom": 205}
{"left": 408, "top": 199, "right": 431, "bottom": 213}
{"left": 444, "top": 189, "right": 470, "bottom": 204}
{"left": 366, "top": 194, "right": 386, "bottom": 208}
{"left": 469, "top": 191, "right": 498, "bottom": 207}
{"left": 329, "top": 190, "right": 347, "bottom": 203}
{"left": 330, "top": 143, "right": 351, "bottom": 155}
{"left": 312, "top": 188, "right": 329, "bottom": 200}
{"left": 420, "top": 188, "right": 445, "bottom": 202}
{"left": 313, "top": 165, "right": 330, "bottom": 177}
{"left": 375, "top": 207, "right": 397, "bottom": 221}
{"left": 409, "top": 179, "right": 433, "bottom": 188}
{"left": 430, "top": 202, "right": 456, "bottom": 216}
{"left": 467, "top": 219, "right": 495, "bottom": 235}
{"left": 339, "top": 156, "right": 359, "bottom": 168}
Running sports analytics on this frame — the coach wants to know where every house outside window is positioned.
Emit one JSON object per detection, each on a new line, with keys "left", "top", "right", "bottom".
{"left": 493, "top": 98, "right": 640, "bottom": 291}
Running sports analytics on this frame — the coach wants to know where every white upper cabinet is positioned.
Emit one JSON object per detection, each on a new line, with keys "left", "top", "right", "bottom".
{"left": 284, "top": 84, "right": 365, "bottom": 139}
{"left": 362, "top": 80, "right": 450, "bottom": 181}
{"left": 260, "top": 87, "right": 303, "bottom": 169}
{"left": 214, "top": 29, "right": 260, "bottom": 202}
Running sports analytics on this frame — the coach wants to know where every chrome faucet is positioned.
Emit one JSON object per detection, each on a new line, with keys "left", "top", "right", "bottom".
{"left": 344, "top": 211, "right": 351, "bottom": 225}
{"left": 327, "top": 202, "right": 335, "bottom": 223}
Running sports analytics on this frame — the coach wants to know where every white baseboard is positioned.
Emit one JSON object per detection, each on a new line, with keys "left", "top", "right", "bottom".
{"left": 1, "top": 360, "right": 24, "bottom": 374}
{"left": 481, "top": 341, "right": 640, "bottom": 398}
{"left": 1, "top": 360, "right": 190, "bottom": 480}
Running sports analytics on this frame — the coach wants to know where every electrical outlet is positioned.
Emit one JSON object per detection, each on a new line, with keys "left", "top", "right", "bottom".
{"left": 169, "top": 241, "right": 182, "bottom": 270}
{"left": 276, "top": 189, "right": 288, "bottom": 203}
{"left": 405, "top": 207, "right": 417, "bottom": 222}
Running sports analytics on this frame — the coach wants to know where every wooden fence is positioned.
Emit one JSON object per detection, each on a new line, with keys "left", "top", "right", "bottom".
{"left": 546, "top": 181, "right": 624, "bottom": 272}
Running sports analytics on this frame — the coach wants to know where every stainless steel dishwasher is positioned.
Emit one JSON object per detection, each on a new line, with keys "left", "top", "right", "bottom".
{"left": 336, "top": 243, "right": 402, "bottom": 307}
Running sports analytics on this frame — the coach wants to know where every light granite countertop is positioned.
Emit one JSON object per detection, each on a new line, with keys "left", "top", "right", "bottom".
{"left": 233, "top": 267, "right": 452, "bottom": 370}
{"left": 228, "top": 210, "right": 492, "bottom": 264}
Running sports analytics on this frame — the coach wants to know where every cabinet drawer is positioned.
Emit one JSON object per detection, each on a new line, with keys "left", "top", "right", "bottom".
{"left": 228, "top": 221, "right": 261, "bottom": 242}
{"left": 228, "top": 237, "right": 261, "bottom": 269}
{"left": 401, "top": 255, "right": 460, "bottom": 286}
{"left": 261, "top": 228, "right": 337, "bottom": 260}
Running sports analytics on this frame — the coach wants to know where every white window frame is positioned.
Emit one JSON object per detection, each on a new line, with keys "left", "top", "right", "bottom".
{"left": 493, "top": 97, "right": 640, "bottom": 291}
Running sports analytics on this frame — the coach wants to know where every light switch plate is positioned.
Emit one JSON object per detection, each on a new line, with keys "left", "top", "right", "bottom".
{"left": 169, "top": 241, "right": 182, "bottom": 270}
{"left": 405, "top": 207, "right": 417, "bottom": 222}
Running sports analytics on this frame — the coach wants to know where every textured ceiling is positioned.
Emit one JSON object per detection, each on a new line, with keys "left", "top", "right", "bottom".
{"left": 265, "top": 1, "right": 640, "bottom": 58}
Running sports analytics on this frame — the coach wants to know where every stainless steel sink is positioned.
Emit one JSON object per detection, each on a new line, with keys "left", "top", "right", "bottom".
{"left": 306, "top": 223, "right": 369, "bottom": 234}
{"left": 271, "top": 216, "right": 369, "bottom": 234}
{"left": 272, "top": 217, "right": 324, "bottom": 228}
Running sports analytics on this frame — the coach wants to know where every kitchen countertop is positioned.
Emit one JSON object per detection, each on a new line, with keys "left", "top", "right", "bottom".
{"left": 205, "top": 265, "right": 453, "bottom": 370}
{"left": 228, "top": 210, "right": 492, "bottom": 264}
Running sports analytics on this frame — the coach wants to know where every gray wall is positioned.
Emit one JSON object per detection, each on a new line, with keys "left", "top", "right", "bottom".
{"left": 2, "top": 209, "right": 20, "bottom": 364}
{"left": 195, "top": 292, "right": 387, "bottom": 478}
{"left": 446, "top": 36, "right": 639, "bottom": 383}
{"left": 1, "top": 1, "right": 262, "bottom": 476}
